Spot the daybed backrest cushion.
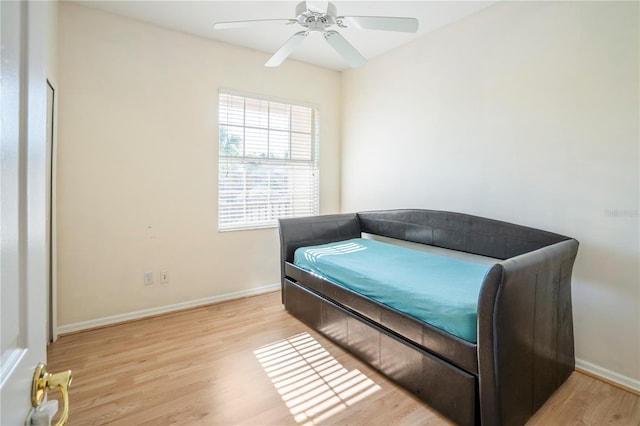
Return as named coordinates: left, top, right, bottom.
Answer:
left=357, top=209, right=569, bottom=260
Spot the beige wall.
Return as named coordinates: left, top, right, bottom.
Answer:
left=56, top=3, right=341, bottom=327
left=341, top=2, right=639, bottom=385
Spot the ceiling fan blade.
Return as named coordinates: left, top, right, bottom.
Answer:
left=338, top=16, right=419, bottom=33
left=306, top=1, right=329, bottom=14
left=265, top=31, right=308, bottom=67
left=323, top=31, right=366, bottom=68
left=214, top=19, right=296, bottom=30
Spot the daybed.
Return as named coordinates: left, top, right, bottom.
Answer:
left=278, top=209, right=579, bottom=426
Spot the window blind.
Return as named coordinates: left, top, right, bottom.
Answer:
left=218, top=92, right=319, bottom=231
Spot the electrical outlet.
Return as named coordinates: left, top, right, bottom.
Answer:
left=144, top=271, right=153, bottom=285
left=160, top=271, right=169, bottom=284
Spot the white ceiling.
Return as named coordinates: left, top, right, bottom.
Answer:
left=76, top=1, right=498, bottom=71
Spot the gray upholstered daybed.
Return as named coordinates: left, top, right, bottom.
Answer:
left=278, top=209, right=579, bottom=426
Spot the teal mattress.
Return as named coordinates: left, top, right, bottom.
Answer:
left=294, top=238, right=494, bottom=343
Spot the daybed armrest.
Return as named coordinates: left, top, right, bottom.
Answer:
left=477, top=238, right=579, bottom=425
left=278, top=214, right=361, bottom=297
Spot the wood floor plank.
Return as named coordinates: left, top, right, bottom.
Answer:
left=47, top=291, right=639, bottom=425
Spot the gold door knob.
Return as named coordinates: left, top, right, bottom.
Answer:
left=31, top=363, right=72, bottom=426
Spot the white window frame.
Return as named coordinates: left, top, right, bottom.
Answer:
left=218, top=90, right=320, bottom=231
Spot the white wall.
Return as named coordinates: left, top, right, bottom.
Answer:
left=341, top=2, right=639, bottom=386
left=56, top=3, right=341, bottom=327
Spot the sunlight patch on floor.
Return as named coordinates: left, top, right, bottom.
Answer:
left=254, top=332, right=381, bottom=425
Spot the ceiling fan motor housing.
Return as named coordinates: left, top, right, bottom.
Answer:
left=296, top=1, right=337, bottom=31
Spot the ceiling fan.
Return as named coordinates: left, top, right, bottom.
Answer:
left=213, top=1, right=419, bottom=68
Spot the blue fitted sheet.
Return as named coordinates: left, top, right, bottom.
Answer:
left=294, top=238, right=494, bottom=343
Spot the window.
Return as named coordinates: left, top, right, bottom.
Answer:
left=218, top=91, right=319, bottom=231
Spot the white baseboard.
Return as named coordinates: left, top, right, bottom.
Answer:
left=56, top=283, right=280, bottom=336
left=576, top=358, right=640, bottom=394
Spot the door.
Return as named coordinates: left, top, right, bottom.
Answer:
left=1, top=1, right=51, bottom=424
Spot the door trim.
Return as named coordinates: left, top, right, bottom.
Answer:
left=47, top=77, right=58, bottom=343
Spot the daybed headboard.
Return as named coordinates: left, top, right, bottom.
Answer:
left=357, top=209, right=569, bottom=260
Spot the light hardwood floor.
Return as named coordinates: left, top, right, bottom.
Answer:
left=47, top=291, right=640, bottom=425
